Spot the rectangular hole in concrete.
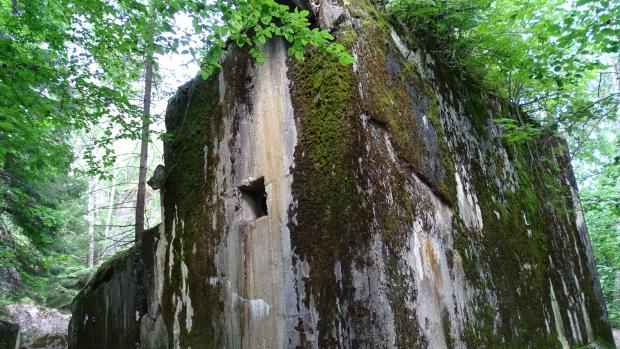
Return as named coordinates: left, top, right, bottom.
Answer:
left=238, top=177, right=268, bottom=220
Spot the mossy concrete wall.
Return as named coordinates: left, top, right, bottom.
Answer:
left=68, top=225, right=167, bottom=349
left=68, top=0, right=613, bottom=348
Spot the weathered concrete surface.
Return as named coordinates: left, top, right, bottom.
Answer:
left=68, top=245, right=141, bottom=349
left=68, top=0, right=614, bottom=348
left=156, top=37, right=300, bottom=349
left=68, top=225, right=164, bottom=349
left=0, top=320, right=19, bottom=349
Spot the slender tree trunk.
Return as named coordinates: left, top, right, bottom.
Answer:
left=135, top=16, right=154, bottom=243
left=100, top=169, right=117, bottom=260
left=613, top=63, right=619, bottom=310
left=135, top=62, right=151, bottom=242
left=614, top=63, right=620, bottom=99
left=87, top=179, right=96, bottom=269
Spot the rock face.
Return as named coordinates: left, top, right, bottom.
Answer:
left=30, top=334, right=67, bottom=349
left=0, top=266, right=25, bottom=294
left=69, top=0, right=614, bottom=348
left=3, top=304, right=69, bottom=349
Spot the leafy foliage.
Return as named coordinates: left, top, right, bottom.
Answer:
left=386, top=0, right=618, bottom=142
left=159, top=0, right=355, bottom=78
left=0, top=0, right=144, bottom=244
left=573, top=119, right=620, bottom=327
left=0, top=213, right=91, bottom=311
left=493, top=117, right=542, bottom=143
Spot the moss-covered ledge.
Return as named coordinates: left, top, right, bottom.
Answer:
left=68, top=225, right=161, bottom=349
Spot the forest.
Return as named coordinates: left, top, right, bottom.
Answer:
left=0, top=0, right=618, bottom=348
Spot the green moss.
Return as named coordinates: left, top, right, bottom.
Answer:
left=356, top=23, right=457, bottom=204
left=347, top=0, right=392, bottom=33
left=449, top=131, right=617, bottom=347
left=460, top=299, right=510, bottom=348
left=76, top=247, right=133, bottom=300
left=161, top=70, right=227, bottom=348
left=335, top=1, right=610, bottom=345
left=442, top=310, right=455, bottom=349
left=386, top=252, right=425, bottom=347
left=289, top=33, right=375, bottom=346
left=462, top=89, right=489, bottom=139
left=423, top=76, right=457, bottom=203
left=453, top=218, right=485, bottom=289
left=291, top=47, right=356, bottom=220
left=32, top=334, right=67, bottom=348
left=366, top=45, right=423, bottom=170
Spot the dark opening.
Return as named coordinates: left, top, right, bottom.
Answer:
left=239, top=177, right=268, bottom=218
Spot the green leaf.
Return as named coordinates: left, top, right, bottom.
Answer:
left=0, top=121, right=15, bottom=131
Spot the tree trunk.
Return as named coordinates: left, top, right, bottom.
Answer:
left=135, top=30, right=153, bottom=243
left=100, top=169, right=117, bottom=260
left=87, top=179, right=96, bottom=269
left=614, top=63, right=619, bottom=312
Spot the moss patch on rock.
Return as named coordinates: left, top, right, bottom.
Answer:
left=288, top=38, right=371, bottom=346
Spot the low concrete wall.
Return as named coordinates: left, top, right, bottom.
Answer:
left=68, top=225, right=163, bottom=349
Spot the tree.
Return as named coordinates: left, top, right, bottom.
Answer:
left=86, top=179, right=96, bottom=269
left=0, top=0, right=144, bottom=245
left=135, top=6, right=154, bottom=241
left=100, top=167, right=118, bottom=260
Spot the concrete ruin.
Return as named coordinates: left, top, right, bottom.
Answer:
left=68, top=1, right=614, bottom=347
